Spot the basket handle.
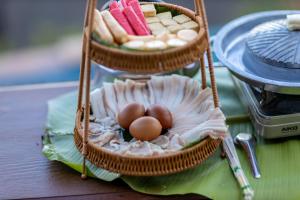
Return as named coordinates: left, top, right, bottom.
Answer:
left=77, top=0, right=97, bottom=179
left=194, top=0, right=220, bottom=108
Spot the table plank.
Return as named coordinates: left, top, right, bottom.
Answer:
left=0, top=84, right=207, bottom=200
left=0, top=86, right=130, bottom=199
left=39, top=193, right=204, bottom=200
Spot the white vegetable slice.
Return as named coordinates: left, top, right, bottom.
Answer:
left=167, top=38, right=187, bottom=48
left=167, top=24, right=183, bottom=33
left=173, top=14, right=191, bottom=24
left=93, top=9, right=114, bottom=44
left=161, top=18, right=178, bottom=26
left=151, top=28, right=170, bottom=36
left=157, top=12, right=172, bottom=20
left=123, top=40, right=145, bottom=50
left=146, top=16, right=160, bottom=24
left=148, top=22, right=165, bottom=32
left=177, top=29, right=198, bottom=42
left=128, top=35, right=155, bottom=42
left=156, top=32, right=176, bottom=42
left=145, top=40, right=167, bottom=50
left=101, top=10, right=129, bottom=44
left=141, top=4, right=157, bottom=17
left=182, top=21, right=199, bottom=31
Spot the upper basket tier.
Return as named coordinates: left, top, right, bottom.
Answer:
left=88, top=2, right=208, bottom=74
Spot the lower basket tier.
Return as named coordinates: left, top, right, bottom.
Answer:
left=74, top=126, right=221, bottom=176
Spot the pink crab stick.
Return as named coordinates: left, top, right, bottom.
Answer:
left=109, top=1, right=119, bottom=11
left=110, top=7, right=136, bottom=35
left=128, top=0, right=149, bottom=32
left=120, top=0, right=128, bottom=8
left=123, top=6, right=150, bottom=35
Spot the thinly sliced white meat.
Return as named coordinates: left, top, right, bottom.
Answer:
left=125, top=141, right=153, bottom=156
left=208, top=108, right=226, bottom=121
left=148, top=143, right=165, bottom=156
left=177, top=88, right=212, bottom=114
left=151, top=135, right=169, bottom=149
left=185, top=79, right=201, bottom=102
left=117, top=142, right=130, bottom=154
left=113, top=80, right=128, bottom=111
left=89, top=122, right=105, bottom=135
left=124, top=79, right=136, bottom=104
left=146, top=79, right=156, bottom=105
left=196, top=101, right=214, bottom=115
left=171, top=112, right=202, bottom=128
left=90, top=75, right=227, bottom=156
left=132, top=82, right=148, bottom=106
left=169, top=75, right=189, bottom=109
left=173, top=79, right=200, bottom=113
left=90, top=88, right=107, bottom=118
left=161, top=75, right=179, bottom=110
left=180, top=119, right=227, bottom=147
left=140, top=85, right=151, bottom=108
left=170, top=114, right=204, bottom=135
left=160, top=76, right=174, bottom=108
left=104, top=139, right=121, bottom=152
left=149, top=76, right=164, bottom=104
left=103, top=83, right=118, bottom=117
left=167, top=134, right=184, bottom=151
left=92, top=131, right=116, bottom=146
left=170, top=108, right=226, bottom=136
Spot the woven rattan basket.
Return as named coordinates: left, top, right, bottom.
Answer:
left=75, top=0, right=222, bottom=178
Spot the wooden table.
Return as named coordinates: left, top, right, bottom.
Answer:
left=0, top=83, right=206, bottom=200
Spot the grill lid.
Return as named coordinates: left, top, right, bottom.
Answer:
left=247, top=19, right=300, bottom=69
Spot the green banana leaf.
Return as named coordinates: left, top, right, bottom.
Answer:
left=43, top=67, right=300, bottom=200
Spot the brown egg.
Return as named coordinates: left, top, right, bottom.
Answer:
left=129, top=117, right=162, bottom=141
left=117, top=103, right=145, bottom=129
left=146, top=105, right=173, bottom=129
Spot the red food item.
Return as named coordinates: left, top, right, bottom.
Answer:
left=126, top=0, right=134, bottom=4
left=121, top=0, right=128, bottom=8
left=109, top=1, right=119, bottom=11
left=128, top=0, right=149, bottom=32
left=123, top=6, right=150, bottom=36
left=110, top=8, right=136, bottom=35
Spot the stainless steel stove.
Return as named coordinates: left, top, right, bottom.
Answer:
left=214, top=10, right=300, bottom=139
left=233, top=76, right=300, bottom=139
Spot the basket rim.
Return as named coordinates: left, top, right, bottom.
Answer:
left=74, top=124, right=221, bottom=176
left=75, top=108, right=221, bottom=161
left=90, top=2, right=205, bottom=57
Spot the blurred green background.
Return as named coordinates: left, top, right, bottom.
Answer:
left=0, top=0, right=299, bottom=86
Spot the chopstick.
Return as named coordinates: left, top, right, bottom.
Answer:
left=223, top=133, right=254, bottom=200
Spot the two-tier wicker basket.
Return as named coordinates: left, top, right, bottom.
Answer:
left=74, top=0, right=222, bottom=178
